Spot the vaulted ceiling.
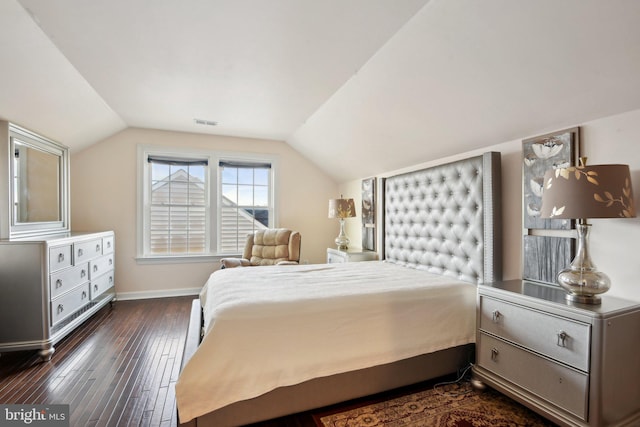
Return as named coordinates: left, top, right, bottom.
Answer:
left=2, top=0, right=640, bottom=182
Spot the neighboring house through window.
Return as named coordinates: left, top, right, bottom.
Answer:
left=137, top=146, right=276, bottom=261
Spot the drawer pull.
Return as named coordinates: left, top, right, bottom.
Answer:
left=96, top=244, right=101, bottom=252
left=93, top=265, right=99, bottom=273
left=57, top=304, right=64, bottom=314
left=78, top=248, right=84, bottom=257
left=109, top=258, right=113, bottom=265
left=557, top=330, right=568, bottom=347
left=94, top=284, right=99, bottom=292
left=82, top=291, right=87, bottom=300
left=81, top=269, right=87, bottom=278
left=492, top=310, right=502, bottom=323
left=58, top=253, right=65, bottom=263
left=55, top=279, right=63, bottom=289
left=109, top=276, right=113, bottom=284
left=107, top=241, right=112, bottom=248
left=491, top=347, right=499, bottom=361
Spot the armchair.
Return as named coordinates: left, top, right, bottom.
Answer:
left=220, top=228, right=301, bottom=268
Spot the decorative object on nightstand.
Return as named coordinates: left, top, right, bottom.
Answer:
left=328, top=195, right=356, bottom=250
left=540, top=158, right=636, bottom=304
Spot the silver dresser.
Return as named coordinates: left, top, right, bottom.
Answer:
left=473, top=280, right=640, bottom=427
left=0, top=231, right=115, bottom=361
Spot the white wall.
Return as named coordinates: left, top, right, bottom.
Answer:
left=71, top=128, right=338, bottom=298
left=341, top=108, right=640, bottom=302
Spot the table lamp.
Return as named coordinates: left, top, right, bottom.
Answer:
left=540, top=158, right=636, bottom=304
left=328, top=196, right=356, bottom=250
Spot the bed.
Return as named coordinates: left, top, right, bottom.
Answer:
left=176, top=151, right=502, bottom=426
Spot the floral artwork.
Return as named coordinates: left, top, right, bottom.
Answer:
left=522, top=127, right=579, bottom=285
left=362, top=178, right=376, bottom=251
left=522, top=128, right=578, bottom=230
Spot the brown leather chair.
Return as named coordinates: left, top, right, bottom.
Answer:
left=220, top=228, right=301, bottom=268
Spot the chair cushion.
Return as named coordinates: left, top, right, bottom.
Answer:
left=250, top=229, right=293, bottom=266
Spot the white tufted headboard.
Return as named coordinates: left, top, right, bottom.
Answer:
left=384, top=152, right=502, bottom=284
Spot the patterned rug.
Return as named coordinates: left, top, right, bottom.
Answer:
left=315, top=381, right=556, bottom=427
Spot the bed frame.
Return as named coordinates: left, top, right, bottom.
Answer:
left=179, top=151, right=502, bottom=426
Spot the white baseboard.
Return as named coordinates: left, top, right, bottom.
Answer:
left=116, top=287, right=201, bottom=301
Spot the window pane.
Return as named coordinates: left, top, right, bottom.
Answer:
left=237, top=185, right=254, bottom=206
left=221, top=167, right=237, bottom=184
left=222, top=184, right=237, bottom=204
left=254, top=168, right=269, bottom=185
left=238, top=168, right=254, bottom=185
left=254, top=186, right=268, bottom=207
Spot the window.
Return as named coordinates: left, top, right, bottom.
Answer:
left=138, top=146, right=276, bottom=261
left=218, top=161, right=272, bottom=253
left=147, top=156, right=208, bottom=255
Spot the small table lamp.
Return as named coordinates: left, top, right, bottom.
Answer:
left=540, top=158, right=636, bottom=304
left=328, top=196, right=356, bottom=250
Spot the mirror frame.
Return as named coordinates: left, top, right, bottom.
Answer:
left=0, top=122, right=70, bottom=239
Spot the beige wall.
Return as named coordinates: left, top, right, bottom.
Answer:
left=71, top=128, right=338, bottom=298
left=341, top=108, right=640, bottom=302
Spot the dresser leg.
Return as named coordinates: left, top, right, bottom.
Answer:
left=470, top=377, right=486, bottom=391
left=38, top=346, right=55, bottom=362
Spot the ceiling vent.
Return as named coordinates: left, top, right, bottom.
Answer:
left=194, top=118, right=218, bottom=126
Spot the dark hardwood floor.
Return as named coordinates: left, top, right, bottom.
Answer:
left=2, top=297, right=471, bottom=427
left=0, top=296, right=319, bottom=427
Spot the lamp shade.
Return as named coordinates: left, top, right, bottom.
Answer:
left=328, top=197, right=356, bottom=219
left=540, top=164, right=636, bottom=219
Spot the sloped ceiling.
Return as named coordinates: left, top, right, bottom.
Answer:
left=2, top=0, right=640, bottom=182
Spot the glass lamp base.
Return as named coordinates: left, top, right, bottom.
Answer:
left=557, top=268, right=610, bottom=305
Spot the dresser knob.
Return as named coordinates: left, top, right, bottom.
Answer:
left=557, top=330, right=568, bottom=347
left=96, top=244, right=101, bottom=252
left=492, top=310, right=502, bottom=323
left=57, top=304, right=64, bottom=314
left=55, top=279, right=63, bottom=289
left=491, top=347, right=499, bottom=361
left=82, top=291, right=87, bottom=300
left=78, top=248, right=84, bottom=257
left=58, top=253, right=65, bottom=263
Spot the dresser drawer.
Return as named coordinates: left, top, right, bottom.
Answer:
left=91, top=272, right=114, bottom=300
left=90, top=253, right=114, bottom=279
left=49, top=245, right=72, bottom=272
left=102, top=235, right=114, bottom=255
left=50, top=283, right=91, bottom=326
left=74, top=238, right=103, bottom=264
left=479, top=296, right=591, bottom=371
left=49, top=263, right=89, bottom=299
left=478, top=332, right=588, bottom=420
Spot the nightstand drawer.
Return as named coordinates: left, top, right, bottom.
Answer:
left=478, top=332, right=588, bottom=420
left=479, top=296, right=590, bottom=371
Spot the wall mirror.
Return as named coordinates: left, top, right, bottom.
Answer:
left=1, top=122, right=69, bottom=239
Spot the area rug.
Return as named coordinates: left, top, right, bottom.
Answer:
left=314, top=381, right=555, bottom=427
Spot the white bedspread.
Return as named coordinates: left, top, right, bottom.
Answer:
left=175, top=261, right=477, bottom=422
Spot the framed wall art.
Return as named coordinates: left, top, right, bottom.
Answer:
left=522, top=127, right=580, bottom=284
left=522, top=127, right=579, bottom=230
left=361, top=177, right=376, bottom=251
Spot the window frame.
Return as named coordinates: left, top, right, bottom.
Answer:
left=136, top=145, right=278, bottom=263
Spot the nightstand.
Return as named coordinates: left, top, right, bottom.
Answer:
left=473, top=280, right=640, bottom=427
left=326, top=248, right=378, bottom=263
